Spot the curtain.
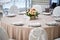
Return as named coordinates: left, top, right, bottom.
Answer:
left=3, top=0, right=32, bottom=11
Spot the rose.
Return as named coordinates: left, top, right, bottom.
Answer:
left=26, top=8, right=39, bottom=17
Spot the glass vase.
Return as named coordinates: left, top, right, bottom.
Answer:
left=30, top=16, right=36, bottom=20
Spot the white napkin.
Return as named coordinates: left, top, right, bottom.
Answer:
left=43, top=12, right=51, bottom=15
left=55, top=18, right=60, bottom=22
left=28, top=22, right=41, bottom=27
left=46, top=21, right=58, bottom=26
left=6, top=14, right=16, bottom=17
left=12, top=22, right=24, bottom=26
left=19, top=11, right=26, bottom=15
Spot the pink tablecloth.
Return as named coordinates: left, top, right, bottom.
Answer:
left=0, top=15, right=60, bottom=40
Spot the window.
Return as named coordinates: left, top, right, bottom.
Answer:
left=3, top=0, right=32, bottom=12
left=52, top=0, right=58, bottom=3
left=50, top=0, right=59, bottom=5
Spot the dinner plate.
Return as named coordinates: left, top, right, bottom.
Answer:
left=28, top=22, right=41, bottom=27
left=46, top=21, right=58, bottom=26
left=55, top=18, right=60, bottom=22
left=43, top=12, right=51, bottom=15
left=6, top=14, right=16, bottom=17
left=52, top=15, right=60, bottom=18
left=12, top=22, right=24, bottom=26
left=18, top=11, right=26, bottom=15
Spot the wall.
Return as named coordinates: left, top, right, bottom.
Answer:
left=32, top=0, right=49, bottom=5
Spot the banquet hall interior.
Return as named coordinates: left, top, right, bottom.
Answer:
left=0, top=0, right=60, bottom=40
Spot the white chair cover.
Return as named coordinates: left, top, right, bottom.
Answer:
left=32, top=5, right=43, bottom=14
left=29, top=27, right=48, bottom=40
left=0, top=27, right=14, bottom=40
left=0, top=27, right=9, bottom=40
left=9, top=5, right=19, bottom=14
left=52, top=6, right=60, bottom=17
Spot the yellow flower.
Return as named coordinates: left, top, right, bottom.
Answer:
left=27, top=8, right=38, bottom=16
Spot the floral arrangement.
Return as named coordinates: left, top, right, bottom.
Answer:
left=26, top=8, right=39, bottom=17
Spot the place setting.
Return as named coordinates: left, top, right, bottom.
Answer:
left=6, top=13, right=16, bottom=17
left=46, top=21, right=59, bottom=26
left=11, top=21, right=24, bottom=26
left=54, top=17, right=60, bottom=22
left=42, top=12, right=52, bottom=16
left=27, top=22, right=41, bottom=27
left=51, top=15, right=60, bottom=22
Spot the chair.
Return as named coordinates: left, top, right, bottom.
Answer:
left=52, top=6, right=60, bottom=17
left=53, top=6, right=60, bottom=40
left=32, top=5, right=43, bottom=14
left=9, top=5, right=19, bottom=14
left=29, top=27, right=48, bottom=40
left=0, top=27, right=15, bottom=40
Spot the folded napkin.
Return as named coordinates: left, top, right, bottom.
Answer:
left=43, top=12, right=51, bottom=15
left=6, top=14, right=16, bottom=17
left=28, top=22, right=41, bottom=27
left=18, top=11, right=26, bottom=15
left=55, top=18, right=60, bottom=22
left=46, top=21, right=58, bottom=26
left=12, top=22, right=24, bottom=26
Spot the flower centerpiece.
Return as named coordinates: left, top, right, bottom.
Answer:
left=26, top=8, right=39, bottom=20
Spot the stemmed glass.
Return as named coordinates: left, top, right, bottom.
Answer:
left=0, top=12, right=3, bottom=27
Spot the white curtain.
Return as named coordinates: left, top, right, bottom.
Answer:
left=0, top=0, right=11, bottom=3
left=0, top=0, right=31, bottom=15
left=3, top=0, right=32, bottom=11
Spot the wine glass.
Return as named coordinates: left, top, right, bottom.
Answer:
left=0, top=12, right=3, bottom=27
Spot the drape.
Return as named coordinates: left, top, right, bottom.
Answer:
left=3, top=0, right=32, bottom=9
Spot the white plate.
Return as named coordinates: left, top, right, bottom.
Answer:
left=55, top=18, right=60, bottom=22
left=28, top=22, right=41, bottom=27
left=6, top=14, right=16, bottom=17
left=19, top=11, right=26, bottom=15
left=43, top=12, right=51, bottom=15
left=46, top=21, right=58, bottom=26
left=52, top=15, right=60, bottom=18
left=12, top=22, right=24, bottom=26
